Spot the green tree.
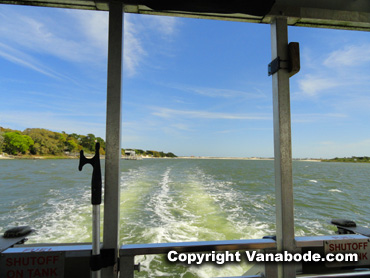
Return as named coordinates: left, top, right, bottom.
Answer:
left=0, top=131, right=4, bottom=152
left=81, top=133, right=96, bottom=152
left=69, top=133, right=80, bottom=141
left=3, top=132, right=34, bottom=155
left=24, top=128, right=64, bottom=155
left=135, top=149, right=145, bottom=155
left=65, top=139, right=79, bottom=153
left=96, top=137, right=106, bottom=151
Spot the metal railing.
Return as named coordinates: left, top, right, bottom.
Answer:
left=119, top=238, right=276, bottom=278
left=118, top=235, right=370, bottom=278
left=2, top=234, right=370, bottom=277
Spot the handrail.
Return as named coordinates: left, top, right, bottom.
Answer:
left=2, top=235, right=369, bottom=278
left=118, top=235, right=370, bottom=278
left=120, top=234, right=369, bottom=256
left=120, top=238, right=276, bottom=256
left=298, top=271, right=370, bottom=277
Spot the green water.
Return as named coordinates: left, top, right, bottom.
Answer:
left=1, top=159, right=369, bottom=277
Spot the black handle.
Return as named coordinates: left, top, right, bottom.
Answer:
left=79, top=143, right=102, bottom=205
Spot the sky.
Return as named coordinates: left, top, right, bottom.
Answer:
left=0, top=5, right=370, bottom=158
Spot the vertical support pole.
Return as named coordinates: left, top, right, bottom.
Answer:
left=270, top=17, right=295, bottom=278
left=103, top=1, right=123, bottom=277
left=92, top=205, right=101, bottom=278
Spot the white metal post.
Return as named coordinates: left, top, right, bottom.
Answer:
left=270, top=17, right=296, bottom=278
left=103, top=1, right=123, bottom=277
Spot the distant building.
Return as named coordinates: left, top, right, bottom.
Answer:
left=124, top=150, right=140, bottom=160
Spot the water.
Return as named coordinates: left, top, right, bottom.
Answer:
left=1, top=159, right=370, bottom=277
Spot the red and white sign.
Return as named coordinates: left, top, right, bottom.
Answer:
left=324, top=235, right=370, bottom=267
left=0, top=251, right=64, bottom=278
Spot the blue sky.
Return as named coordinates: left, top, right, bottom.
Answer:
left=1, top=5, right=370, bottom=158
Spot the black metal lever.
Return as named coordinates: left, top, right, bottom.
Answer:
left=79, top=143, right=102, bottom=205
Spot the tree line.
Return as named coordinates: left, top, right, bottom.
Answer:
left=0, top=127, right=105, bottom=156
left=127, top=149, right=177, bottom=158
left=0, top=127, right=176, bottom=158
left=322, top=156, right=370, bottom=163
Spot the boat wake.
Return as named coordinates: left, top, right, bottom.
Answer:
left=120, top=164, right=270, bottom=277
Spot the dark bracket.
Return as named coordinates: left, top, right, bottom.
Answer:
left=268, top=56, right=281, bottom=76
left=101, top=248, right=116, bottom=268
left=90, top=248, right=116, bottom=271
left=262, top=235, right=277, bottom=241
left=268, top=42, right=300, bottom=77
left=79, top=142, right=102, bottom=205
left=1, top=226, right=35, bottom=253
left=4, top=226, right=34, bottom=238
left=134, top=263, right=141, bottom=272
left=330, top=218, right=370, bottom=237
left=288, top=42, right=300, bottom=77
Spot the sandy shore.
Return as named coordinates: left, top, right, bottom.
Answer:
left=177, top=156, right=321, bottom=162
left=0, top=155, right=13, bottom=159
left=0, top=154, right=322, bottom=162
left=179, top=156, right=271, bottom=160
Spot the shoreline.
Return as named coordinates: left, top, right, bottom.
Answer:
left=0, top=155, right=322, bottom=162
left=0, top=154, right=79, bottom=160
left=177, top=156, right=322, bottom=162
left=178, top=156, right=273, bottom=160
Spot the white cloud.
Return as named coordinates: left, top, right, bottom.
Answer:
left=152, top=107, right=270, bottom=120
left=71, top=10, right=108, bottom=51
left=123, top=15, right=147, bottom=77
left=0, top=42, right=84, bottom=85
left=147, top=16, right=178, bottom=36
left=297, top=75, right=339, bottom=97
left=0, top=6, right=109, bottom=69
left=0, top=111, right=105, bottom=137
left=315, top=139, right=370, bottom=158
left=292, top=113, right=347, bottom=123
left=122, top=14, right=179, bottom=76
left=323, top=44, right=370, bottom=68
left=0, top=6, right=179, bottom=78
left=160, top=83, right=267, bottom=99
left=170, top=123, right=193, bottom=131
left=0, top=43, right=59, bottom=78
left=295, top=42, right=370, bottom=99
left=191, top=87, right=265, bottom=99
left=1, top=12, right=81, bottom=61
